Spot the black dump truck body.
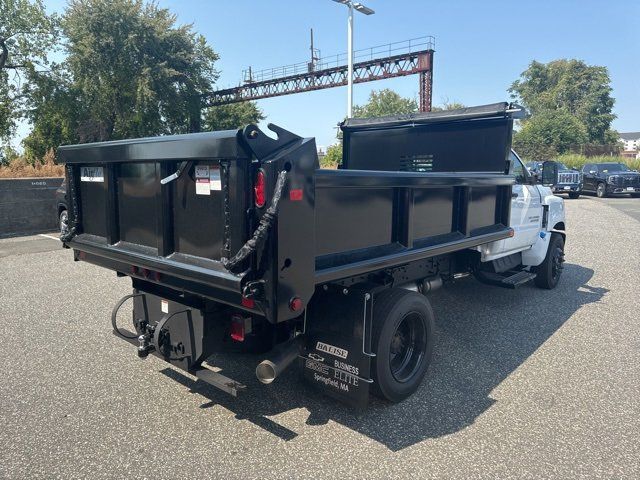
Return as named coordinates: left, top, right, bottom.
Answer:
left=58, top=102, right=519, bottom=407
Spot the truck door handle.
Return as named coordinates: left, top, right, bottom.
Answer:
left=511, top=193, right=519, bottom=198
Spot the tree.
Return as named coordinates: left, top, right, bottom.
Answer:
left=512, top=109, right=588, bottom=160
left=22, top=64, right=78, bottom=160
left=509, top=59, right=616, bottom=144
left=0, top=0, right=58, bottom=158
left=431, top=99, right=466, bottom=112
left=353, top=89, right=418, bottom=118
left=321, top=143, right=342, bottom=168
left=26, top=0, right=220, bottom=149
left=202, top=102, right=264, bottom=131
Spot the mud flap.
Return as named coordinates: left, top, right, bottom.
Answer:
left=301, top=283, right=379, bottom=409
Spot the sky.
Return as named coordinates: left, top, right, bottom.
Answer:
left=16, top=0, right=640, bottom=149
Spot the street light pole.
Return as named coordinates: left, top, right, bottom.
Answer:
left=347, top=2, right=353, bottom=118
left=331, top=1, right=375, bottom=118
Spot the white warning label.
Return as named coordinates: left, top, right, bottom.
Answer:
left=195, top=165, right=210, bottom=195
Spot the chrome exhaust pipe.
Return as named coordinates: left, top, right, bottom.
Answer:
left=256, top=336, right=304, bottom=384
left=421, top=276, right=443, bottom=293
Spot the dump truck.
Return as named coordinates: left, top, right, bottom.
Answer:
left=57, top=103, right=566, bottom=407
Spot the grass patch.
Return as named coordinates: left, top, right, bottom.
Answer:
left=557, top=154, right=640, bottom=171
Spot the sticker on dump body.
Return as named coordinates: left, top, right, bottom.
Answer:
left=161, top=299, right=169, bottom=314
left=209, top=168, right=221, bottom=191
left=195, top=179, right=210, bottom=195
left=195, top=165, right=209, bottom=178
left=80, top=166, right=104, bottom=182
left=194, top=165, right=210, bottom=195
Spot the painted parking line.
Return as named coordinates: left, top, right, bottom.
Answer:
left=38, top=233, right=61, bottom=241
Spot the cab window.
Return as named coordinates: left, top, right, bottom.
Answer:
left=509, top=152, right=527, bottom=184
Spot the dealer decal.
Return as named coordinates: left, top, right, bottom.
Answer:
left=80, top=166, right=104, bottom=182
left=316, top=341, right=348, bottom=359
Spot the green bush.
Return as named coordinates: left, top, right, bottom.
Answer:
left=321, top=144, right=342, bottom=169
left=556, top=154, right=640, bottom=171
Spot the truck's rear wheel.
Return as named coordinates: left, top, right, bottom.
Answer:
left=568, top=192, right=580, bottom=199
left=534, top=233, right=565, bottom=289
left=371, top=289, right=434, bottom=403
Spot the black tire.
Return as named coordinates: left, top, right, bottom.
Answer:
left=59, top=209, right=68, bottom=235
left=370, top=289, right=435, bottom=403
left=568, top=192, right=580, bottom=199
left=534, top=233, right=565, bottom=289
left=596, top=182, right=607, bottom=198
left=631, top=193, right=640, bottom=198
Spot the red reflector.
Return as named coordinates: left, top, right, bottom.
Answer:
left=289, top=189, right=303, bottom=201
left=254, top=170, right=266, bottom=208
left=241, top=297, right=255, bottom=309
left=142, top=268, right=151, bottom=278
left=289, top=297, right=303, bottom=312
left=131, top=266, right=139, bottom=275
left=508, top=228, right=515, bottom=238
left=230, top=315, right=245, bottom=342
left=152, top=271, right=162, bottom=281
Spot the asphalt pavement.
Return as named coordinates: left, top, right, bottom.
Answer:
left=0, top=197, right=639, bottom=479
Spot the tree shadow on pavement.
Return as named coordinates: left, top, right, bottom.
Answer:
left=161, top=263, right=606, bottom=451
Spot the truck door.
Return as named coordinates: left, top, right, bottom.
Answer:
left=503, top=152, right=542, bottom=252
left=582, top=163, right=595, bottom=191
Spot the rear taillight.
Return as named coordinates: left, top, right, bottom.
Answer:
left=230, top=314, right=247, bottom=342
left=254, top=169, right=266, bottom=208
left=241, top=296, right=255, bottom=309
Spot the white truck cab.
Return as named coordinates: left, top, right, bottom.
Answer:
left=475, top=150, right=566, bottom=289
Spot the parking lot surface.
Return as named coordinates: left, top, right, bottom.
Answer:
left=1, top=197, right=639, bottom=479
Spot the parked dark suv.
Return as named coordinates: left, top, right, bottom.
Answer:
left=55, top=180, right=68, bottom=234
left=526, top=161, right=582, bottom=199
left=581, top=162, right=640, bottom=198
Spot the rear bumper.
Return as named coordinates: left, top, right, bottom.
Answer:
left=70, top=233, right=243, bottom=291
left=67, top=234, right=256, bottom=313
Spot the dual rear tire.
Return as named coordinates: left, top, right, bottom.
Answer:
left=370, top=289, right=435, bottom=403
left=366, top=234, right=566, bottom=402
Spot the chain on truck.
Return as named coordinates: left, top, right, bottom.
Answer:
left=57, top=102, right=566, bottom=408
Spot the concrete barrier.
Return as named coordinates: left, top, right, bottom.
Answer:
left=0, top=177, right=64, bottom=237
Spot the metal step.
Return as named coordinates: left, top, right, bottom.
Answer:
left=475, top=269, right=537, bottom=289
left=500, top=270, right=537, bottom=288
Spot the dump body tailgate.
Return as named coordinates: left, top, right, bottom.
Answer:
left=58, top=130, right=252, bottom=298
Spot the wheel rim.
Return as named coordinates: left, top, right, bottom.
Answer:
left=389, top=312, right=426, bottom=383
left=551, top=246, right=565, bottom=281
left=597, top=184, right=604, bottom=197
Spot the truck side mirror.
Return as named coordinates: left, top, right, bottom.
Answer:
left=541, top=161, right=558, bottom=186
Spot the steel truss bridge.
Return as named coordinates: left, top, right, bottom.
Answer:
left=203, top=36, right=435, bottom=112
